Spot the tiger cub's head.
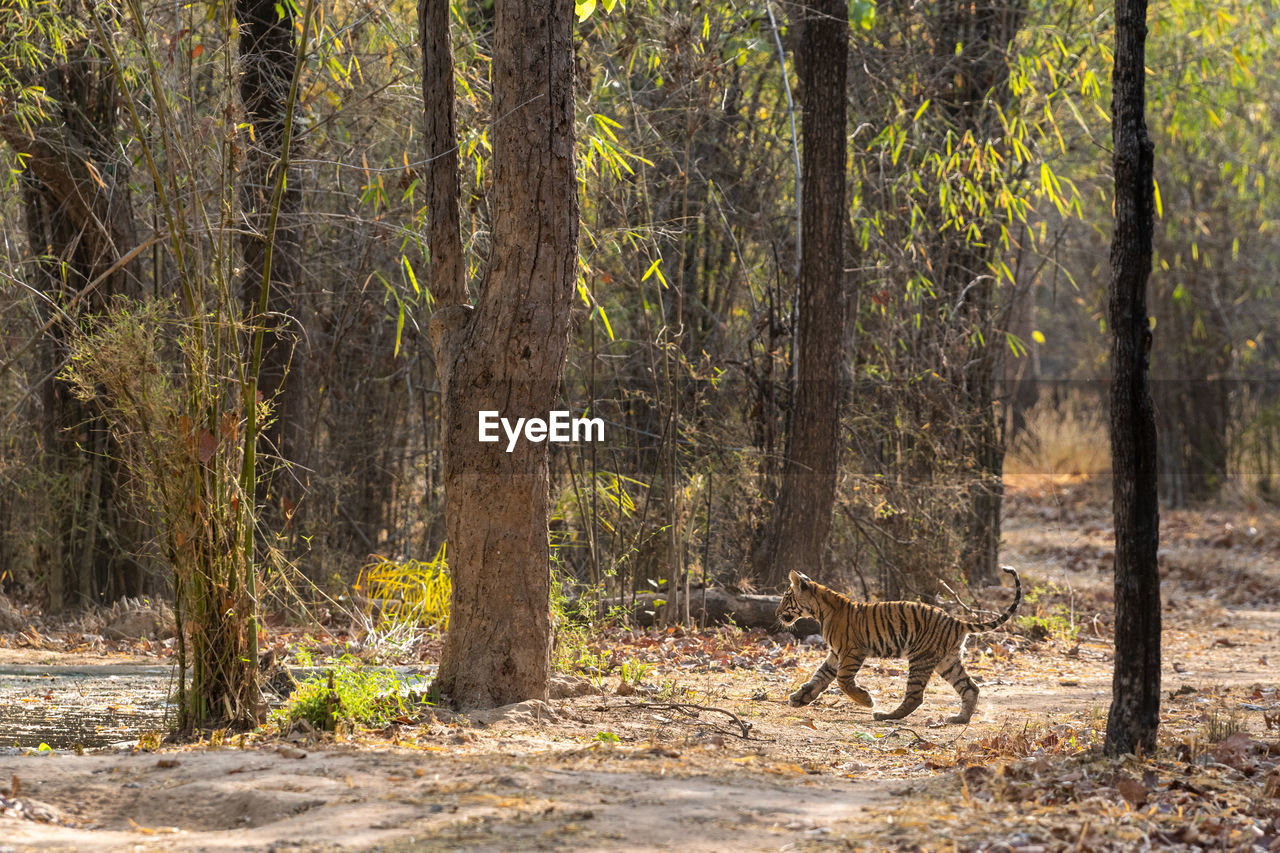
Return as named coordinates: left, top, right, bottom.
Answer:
left=776, top=571, right=821, bottom=626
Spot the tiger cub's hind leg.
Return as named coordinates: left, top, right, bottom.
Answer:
left=873, top=657, right=938, bottom=721
left=835, top=652, right=872, bottom=708
left=790, top=652, right=838, bottom=707
left=938, top=650, right=980, bottom=724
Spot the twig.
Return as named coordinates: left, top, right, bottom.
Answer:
left=937, top=578, right=982, bottom=617
left=625, top=701, right=764, bottom=741
left=882, top=724, right=973, bottom=753
left=882, top=726, right=924, bottom=742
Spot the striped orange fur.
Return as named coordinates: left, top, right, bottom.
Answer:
left=776, top=567, right=1022, bottom=724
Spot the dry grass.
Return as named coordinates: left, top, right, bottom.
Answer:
left=1005, top=392, right=1110, bottom=479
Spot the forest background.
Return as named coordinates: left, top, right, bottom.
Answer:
left=0, top=0, right=1276, bottom=704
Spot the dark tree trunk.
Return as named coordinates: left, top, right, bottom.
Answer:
left=756, top=0, right=848, bottom=589
left=1104, top=0, right=1161, bottom=758
left=424, top=0, right=577, bottom=708
left=238, top=0, right=307, bottom=527
left=1002, top=274, right=1040, bottom=440
left=933, top=0, right=1026, bottom=586
left=419, top=0, right=466, bottom=309
left=2, top=37, right=145, bottom=608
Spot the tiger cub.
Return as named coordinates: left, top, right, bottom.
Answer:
left=776, top=567, right=1022, bottom=724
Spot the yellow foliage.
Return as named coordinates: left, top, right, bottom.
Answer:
left=356, top=545, right=451, bottom=631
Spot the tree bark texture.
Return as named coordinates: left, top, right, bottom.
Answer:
left=425, top=0, right=578, bottom=708
left=1104, top=0, right=1161, bottom=758
left=238, top=0, right=307, bottom=520
left=757, top=0, right=848, bottom=589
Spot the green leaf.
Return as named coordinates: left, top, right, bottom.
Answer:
left=575, top=0, right=596, bottom=21
left=401, top=256, right=420, bottom=296
left=850, top=0, right=877, bottom=29
left=394, top=302, right=405, bottom=358
left=595, top=304, right=615, bottom=341
left=641, top=258, right=664, bottom=284
left=1006, top=333, right=1028, bottom=358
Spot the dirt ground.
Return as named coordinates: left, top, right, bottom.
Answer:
left=3, top=480, right=1279, bottom=852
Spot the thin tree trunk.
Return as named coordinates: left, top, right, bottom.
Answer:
left=419, top=0, right=466, bottom=308
left=239, top=0, right=307, bottom=526
left=756, top=0, right=848, bottom=589
left=425, top=0, right=577, bottom=709
left=936, top=0, right=1026, bottom=586
left=1104, top=0, right=1161, bottom=758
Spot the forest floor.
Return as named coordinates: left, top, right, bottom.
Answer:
left=2, top=477, right=1280, bottom=852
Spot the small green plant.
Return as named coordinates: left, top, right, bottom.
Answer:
left=593, top=731, right=621, bottom=744
left=1014, top=611, right=1079, bottom=643
left=619, top=658, right=653, bottom=685
left=656, top=678, right=692, bottom=702
left=1012, top=581, right=1079, bottom=642
left=574, top=649, right=613, bottom=692
left=274, top=655, right=412, bottom=732
left=550, top=566, right=602, bottom=672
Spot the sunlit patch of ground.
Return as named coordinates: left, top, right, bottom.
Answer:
left=2, top=485, right=1279, bottom=850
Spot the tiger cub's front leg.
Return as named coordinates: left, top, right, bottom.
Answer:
left=835, top=653, right=872, bottom=708
left=789, top=652, right=838, bottom=706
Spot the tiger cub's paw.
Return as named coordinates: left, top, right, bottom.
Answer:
left=788, top=691, right=812, bottom=707
left=848, top=687, right=873, bottom=708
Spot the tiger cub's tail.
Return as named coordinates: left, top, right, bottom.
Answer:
left=963, top=566, right=1022, bottom=632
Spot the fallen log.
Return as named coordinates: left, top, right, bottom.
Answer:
left=581, top=587, right=820, bottom=636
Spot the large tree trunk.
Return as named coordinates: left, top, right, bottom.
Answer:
left=424, top=0, right=577, bottom=709
left=756, top=0, right=848, bottom=589
left=1104, top=0, right=1161, bottom=758
left=239, top=0, right=307, bottom=529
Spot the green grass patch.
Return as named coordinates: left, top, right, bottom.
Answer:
left=273, top=654, right=420, bottom=732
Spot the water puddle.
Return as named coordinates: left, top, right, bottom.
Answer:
left=0, top=665, right=174, bottom=750
left=0, top=664, right=434, bottom=750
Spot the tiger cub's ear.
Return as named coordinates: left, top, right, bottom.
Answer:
left=788, top=570, right=812, bottom=590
